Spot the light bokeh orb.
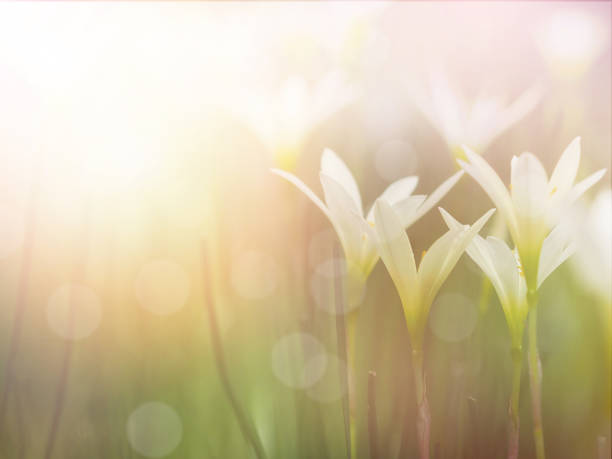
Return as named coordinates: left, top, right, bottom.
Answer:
left=126, top=402, right=183, bottom=458
left=429, top=293, right=478, bottom=343
left=134, top=259, right=191, bottom=316
left=271, top=332, right=328, bottom=389
left=46, top=283, right=102, bottom=340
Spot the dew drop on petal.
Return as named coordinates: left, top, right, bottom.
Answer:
left=231, top=250, right=278, bottom=300
left=134, top=260, right=191, bottom=316
left=306, top=354, right=348, bottom=403
left=270, top=332, right=327, bottom=389
left=429, top=293, right=478, bottom=343
left=374, top=140, right=419, bottom=182
left=126, top=402, right=183, bottom=458
left=46, top=283, right=102, bottom=340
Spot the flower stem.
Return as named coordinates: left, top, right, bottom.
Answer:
left=412, top=349, right=430, bottom=459
left=507, top=347, right=522, bottom=459
left=367, top=371, right=379, bottom=459
left=333, top=252, right=352, bottom=459
left=201, top=243, right=267, bottom=459
left=527, top=296, right=546, bottom=459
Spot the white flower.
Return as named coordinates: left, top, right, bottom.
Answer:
left=272, top=148, right=463, bottom=304
left=459, top=137, right=606, bottom=291
left=415, top=73, right=541, bottom=159
left=441, top=209, right=575, bottom=349
left=571, top=188, right=612, bottom=303
left=367, top=200, right=494, bottom=349
left=234, top=72, right=357, bottom=170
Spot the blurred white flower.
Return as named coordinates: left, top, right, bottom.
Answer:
left=234, top=71, right=357, bottom=170
left=416, top=73, right=541, bottom=159
left=536, top=9, right=608, bottom=81
left=272, top=148, right=463, bottom=305
left=367, top=201, right=494, bottom=349
left=460, top=137, right=606, bottom=292
left=571, top=188, right=611, bottom=303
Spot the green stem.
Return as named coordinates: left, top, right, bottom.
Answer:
left=201, top=243, right=267, bottom=459
left=527, top=295, right=546, bottom=459
left=412, top=349, right=430, bottom=459
left=508, top=348, right=522, bottom=459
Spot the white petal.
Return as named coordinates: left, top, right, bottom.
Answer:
left=366, top=176, right=419, bottom=221
left=321, top=148, right=363, bottom=215
left=538, top=223, right=576, bottom=288
left=403, top=170, right=464, bottom=228
left=439, top=208, right=499, bottom=285
left=510, top=153, right=549, bottom=220
left=369, top=194, right=426, bottom=226
left=393, top=195, right=427, bottom=227
left=373, top=199, right=417, bottom=309
left=418, top=208, right=495, bottom=308
left=484, top=237, right=524, bottom=313
left=491, top=84, right=542, bottom=144
left=549, top=137, right=581, bottom=197
left=569, top=169, right=607, bottom=204
left=271, top=168, right=332, bottom=221
left=460, top=146, right=518, bottom=239
left=320, top=173, right=364, bottom=261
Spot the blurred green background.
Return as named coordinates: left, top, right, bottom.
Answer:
left=0, top=2, right=610, bottom=458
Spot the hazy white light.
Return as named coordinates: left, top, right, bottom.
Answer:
left=537, top=9, right=607, bottom=79
left=46, top=283, right=102, bottom=340
left=135, top=260, right=191, bottom=316
left=374, top=140, right=419, bottom=182
left=429, top=293, right=478, bottom=343
left=271, top=332, right=327, bottom=389
left=0, top=203, right=25, bottom=260
left=231, top=250, right=279, bottom=300
left=127, top=402, right=183, bottom=458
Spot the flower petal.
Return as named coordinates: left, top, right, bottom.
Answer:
left=271, top=168, right=332, bottom=221
left=459, top=146, right=518, bottom=238
left=366, top=176, right=419, bottom=221
left=538, top=223, right=576, bottom=288
left=321, top=148, right=363, bottom=215
left=510, top=152, right=549, bottom=220
left=418, top=208, right=495, bottom=308
left=320, top=173, right=364, bottom=261
left=568, top=169, right=607, bottom=204
left=549, top=137, right=581, bottom=197
left=373, top=199, right=417, bottom=310
left=402, top=170, right=464, bottom=228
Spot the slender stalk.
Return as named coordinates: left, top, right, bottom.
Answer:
left=333, top=251, right=352, bottom=459
left=367, top=371, right=378, bottom=459
left=527, top=295, right=546, bottom=459
left=412, top=348, right=430, bottom=459
left=201, top=243, right=267, bottom=459
left=507, top=348, right=522, bottom=459
left=44, top=195, right=92, bottom=459
left=43, top=336, right=75, bottom=459
left=0, top=164, right=41, bottom=428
